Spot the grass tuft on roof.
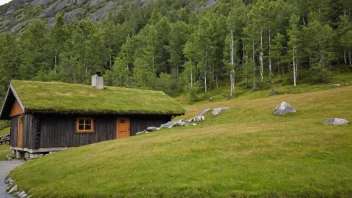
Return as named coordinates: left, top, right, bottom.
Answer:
left=11, top=80, right=185, bottom=115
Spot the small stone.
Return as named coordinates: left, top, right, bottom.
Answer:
left=324, top=118, right=349, bottom=125
left=146, top=127, right=160, bottom=132
left=8, top=185, right=17, bottom=194
left=330, top=84, right=340, bottom=88
left=212, top=107, right=229, bottom=116
left=273, top=102, right=296, bottom=116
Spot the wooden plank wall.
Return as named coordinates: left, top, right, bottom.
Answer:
left=39, top=115, right=116, bottom=148
left=22, top=114, right=37, bottom=149
left=10, top=116, right=18, bottom=147
left=12, top=114, right=172, bottom=149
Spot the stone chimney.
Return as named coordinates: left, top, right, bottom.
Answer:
left=91, top=72, right=104, bottom=90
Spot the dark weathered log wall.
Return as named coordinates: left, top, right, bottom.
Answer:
left=39, top=115, right=116, bottom=148
left=10, top=116, right=18, bottom=147
left=12, top=114, right=172, bottom=149
left=10, top=114, right=37, bottom=149
left=22, top=114, right=37, bottom=149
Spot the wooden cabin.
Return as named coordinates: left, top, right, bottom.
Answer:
left=0, top=75, right=185, bottom=158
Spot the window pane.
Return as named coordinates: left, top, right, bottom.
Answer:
left=79, top=119, right=84, bottom=125
left=85, top=119, right=91, bottom=124
left=79, top=125, right=85, bottom=130
left=85, top=124, right=91, bottom=130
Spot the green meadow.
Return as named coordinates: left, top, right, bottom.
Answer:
left=7, top=86, right=352, bottom=197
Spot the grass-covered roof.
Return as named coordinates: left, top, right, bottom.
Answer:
left=11, top=80, right=185, bottom=115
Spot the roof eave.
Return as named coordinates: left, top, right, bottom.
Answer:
left=0, top=83, right=26, bottom=120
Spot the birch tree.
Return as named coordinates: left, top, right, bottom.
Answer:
left=225, top=0, right=246, bottom=96
left=287, top=14, right=301, bottom=87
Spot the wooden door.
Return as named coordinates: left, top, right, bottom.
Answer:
left=18, top=115, right=23, bottom=148
left=116, top=117, right=130, bottom=139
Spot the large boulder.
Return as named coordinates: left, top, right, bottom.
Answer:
left=212, top=107, right=229, bottom=116
left=273, top=101, right=296, bottom=115
left=324, top=118, right=349, bottom=125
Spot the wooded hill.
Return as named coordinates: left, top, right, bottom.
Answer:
left=0, top=0, right=351, bottom=100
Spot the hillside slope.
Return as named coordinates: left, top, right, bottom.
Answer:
left=0, top=0, right=147, bottom=33
left=9, top=86, right=352, bottom=197
left=0, top=0, right=213, bottom=33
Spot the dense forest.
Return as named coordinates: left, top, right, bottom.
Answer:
left=0, top=0, right=351, bottom=100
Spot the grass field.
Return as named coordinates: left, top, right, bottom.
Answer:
left=8, top=86, right=352, bottom=197
left=0, top=127, right=10, bottom=160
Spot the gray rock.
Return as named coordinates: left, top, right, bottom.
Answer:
left=200, top=108, right=211, bottom=116
left=175, top=120, right=186, bottom=126
left=331, top=84, right=340, bottom=88
left=64, top=8, right=85, bottom=23
left=136, top=130, right=147, bottom=135
left=212, top=107, right=229, bottom=116
left=88, top=0, right=105, bottom=7
left=187, top=116, right=204, bottom=123
left=10, top=19, right=35, bottom=33
left=5, top=178, right=15, bottom=185
left=273, top=102, right=296, bottom=116
left=160, top=119, right=185, bottom=128
left=146, top=127, right=160, bottom=132
left=324, top=118, right=349, bottom=125
left=8, top=184, right=17, bottom=194
left=18, top=191, right=27, bottom=198
left=31, top=0, right=51, bottom=7
left=90, top=2, right=115, bottom=22
left=76, top=0, right=87, bottom=5
left=47, top=17, right=56, bottom=28
left=205, top=0, right=217, bottom=8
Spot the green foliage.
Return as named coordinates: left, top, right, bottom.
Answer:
left=0, top=0, right=351, bottom=100
left=186, top=81, right=201, bottom=104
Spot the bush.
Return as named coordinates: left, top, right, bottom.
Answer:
left=185, top=82, right=201, bottom=104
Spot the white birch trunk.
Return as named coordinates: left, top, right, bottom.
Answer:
left=344, top=50, right=347, bottom=64
left=204, top=71, right=207, bottom=93
left=259, top=28, right=264, bottom=82
left=293, top=45, right=297, bottom=87
left=252, top=39, right=256, bottom=90
left=190, top=59, right=193, bottom=88
left=54, top=51, right=57, bottom=73
left=230, top=30, right=235, bottom=96
left=268, top=29, right=272, bottom=83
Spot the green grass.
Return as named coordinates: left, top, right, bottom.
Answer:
left=9, top=86, right=352, bottom=197
left=0, top=127, right=10, bottom=136
left=11, top=80, right=185, bottom=115
left=0, top=127, right=10, bottom=161
left=180, top=72, right=352, bottom=104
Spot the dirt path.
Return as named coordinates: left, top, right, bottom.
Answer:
left=0, top=161, right=25, bottom=198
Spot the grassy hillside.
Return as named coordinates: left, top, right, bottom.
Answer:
left=0, top=127, right=10, bottom=160
left=9, top=86, right=352, bottom=197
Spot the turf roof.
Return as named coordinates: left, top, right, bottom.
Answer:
left=10, top=80, right=185, bottom=115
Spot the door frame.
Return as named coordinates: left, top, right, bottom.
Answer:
left=116, top=117, right=130, bottom=139
left=17, top=115, right=23, bottom=148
